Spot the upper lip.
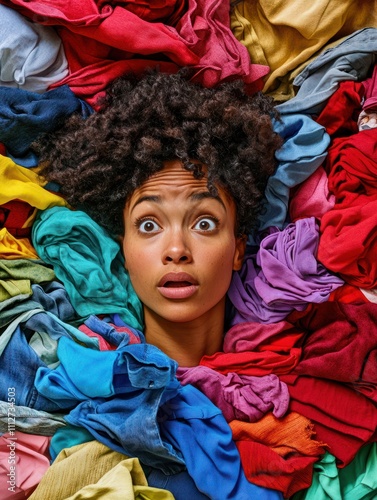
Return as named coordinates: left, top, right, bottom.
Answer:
left=158, top=272, right=199, bottom=287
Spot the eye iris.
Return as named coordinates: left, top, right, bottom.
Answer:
left=200, top=220, right=210, bottom=230
left=144, top=222, right=155, bottom=231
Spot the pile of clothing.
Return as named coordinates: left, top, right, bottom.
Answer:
left=0, top=1, right=377, bottom=498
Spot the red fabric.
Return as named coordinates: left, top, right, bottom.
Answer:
left=327, top=283, right=368, bottom=303
left=0, top=200, right=35, bottom=238
left=279, top=374, right=377, bottom=467
left=316, top=80, right=364, bottom=138
left=290, top=301, right=377, bottom=402
left=95, top=0, right=186, bottom=24
left=317, top=128, right=377, bottom=288
left=1, top=0, right=268, bottom=108
left=223, top=320, right=304, bottom=354
left=235, top=440, right=318, bottom=498
left=199, top=347, right=302, bottom=376
left=0, top=143, right=6, bottom=155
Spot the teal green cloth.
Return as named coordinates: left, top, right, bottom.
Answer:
left=50, top=424, right=94, bottom=461
left=292, top=444, right=377, bottom=500
left=32, top=206, right=143, bottom=330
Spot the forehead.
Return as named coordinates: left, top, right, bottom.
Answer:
left=126, top=159, right=233, bottom=210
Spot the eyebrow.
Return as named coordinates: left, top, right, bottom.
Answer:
left=130, top=191, right=226, bottom=212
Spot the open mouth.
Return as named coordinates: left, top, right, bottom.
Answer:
left=157, top=275, right=199, bottom=299
left=163, top=281, right=193, bottom=288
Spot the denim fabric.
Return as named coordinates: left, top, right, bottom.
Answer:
left=0, top=401, right=66, bottom=436
left=0, top=84, right=93, bottom=167
left=35, top=336, right=184, bottom=473
left=159, top=385, right=283, bottom=500
left=277, top=28, right=377, bottom=116
left=256, top=114, right=329, bottom=232
left=83, top=314, right=144, bottom=348
left=0, top=325, right=64, bottom=411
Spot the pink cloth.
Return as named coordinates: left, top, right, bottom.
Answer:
left=289, top=166, right=335, bottom=222
left=0, top=431, right=51, bottom=499
left=177, top=365, right=289, bottom=422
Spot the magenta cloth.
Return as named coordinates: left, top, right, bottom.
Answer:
left=175, top=0, right=269, bottom=89
left=223, top=320, right=304, bottom=354
left=1, top=0, right=268, bottom=107
left=280, top=374, right=377, bottom=467
left=0, top=431, right=51, bottom=499
left=289, top=166, right=335, bottom=222
left=176, top=365, right=289, bottom=422
left=227, top=217, right=343, bottom=325
left=290, top=300, right=377, bottom=403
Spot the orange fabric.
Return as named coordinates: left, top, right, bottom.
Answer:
left=230, top=411, right=327, bottom=458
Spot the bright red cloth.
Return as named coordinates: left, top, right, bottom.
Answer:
left=317, top=128, right=377, bottom=288
left=279, top=374, right=377, bottom=467
left=234, top=438, right=319, bottom=498
left=316, top=80, right=363, bottom=138
left=200, top=348, right=302, bottom=376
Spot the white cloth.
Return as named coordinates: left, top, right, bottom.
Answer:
left=0, top=4, right=68, bottom=92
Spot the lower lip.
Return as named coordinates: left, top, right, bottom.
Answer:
left=157, top=285, right=199, bottom=299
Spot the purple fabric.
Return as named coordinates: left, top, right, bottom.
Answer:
left=176, top=365, right=289, bottom=422
left=227, top=217, right=343, bottom=325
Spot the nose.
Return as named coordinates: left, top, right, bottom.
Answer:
left=162, top=230, right=192, bottom=264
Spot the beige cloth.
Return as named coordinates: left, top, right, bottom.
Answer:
left=29, top=440, right=174, bottom=500
left=231, top=0, right=377, bottom=100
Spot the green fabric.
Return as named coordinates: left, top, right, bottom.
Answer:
left=0, top=258, right=56, bottom=281
left=32, top=206, right=143, bottom=330
left=0, top=258, right=55, bottom=301
left=292, top=444, right=377, bottom=500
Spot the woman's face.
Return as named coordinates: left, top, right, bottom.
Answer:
left=122, top=159, right=245, bottom=325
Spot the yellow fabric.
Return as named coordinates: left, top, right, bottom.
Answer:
left=29, top=441, right=174, bottom=500
left=231, top=0, right=377, bottom=99
left=0, top=154, right=67, bottom=216
left=0, top=228, right=39, bottom=259
left=66, top=460, right=175, bottom=500
left=0, top=278, right=32, bottom=301
left=29, top=441, right=129, bottom=500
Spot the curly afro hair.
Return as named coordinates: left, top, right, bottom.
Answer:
left=34, top=70, right=282, bottom=236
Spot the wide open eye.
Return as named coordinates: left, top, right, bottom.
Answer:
left=137, top=219, right=161, bottom=234
left=193, top=217, right=218, bottom=232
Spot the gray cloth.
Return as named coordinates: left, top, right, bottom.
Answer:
left=277, top=28, right=377, bottom=116
left=0, top=400, right=66, bottom=436
left=0, top=4, right=68, bottom=92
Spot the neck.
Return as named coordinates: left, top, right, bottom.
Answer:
left=143, top=302, right=225, bottom=367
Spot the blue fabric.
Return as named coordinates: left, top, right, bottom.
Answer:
left=35, top=335, right=177, bottom=403
left=84, top=314, right=145, bottom=348
left=0, top=85, right=93, bottom=167
left=159, top=385, right=283, bottom=500
left=255, top=114, right=330, bottom=233
left=35, top=336, right=184, bottom=473
left=146, top=468, right=210, bottom=500
left=277, top=28, right=377, bottom=116
left=0, top=325, right=63, bottom=411
left=32, top=206, right=143, bottom=330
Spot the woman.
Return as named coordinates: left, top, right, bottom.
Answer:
left=33, top=70, right=283, bottom=498
left=35, top=70, right=282, bottom=366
